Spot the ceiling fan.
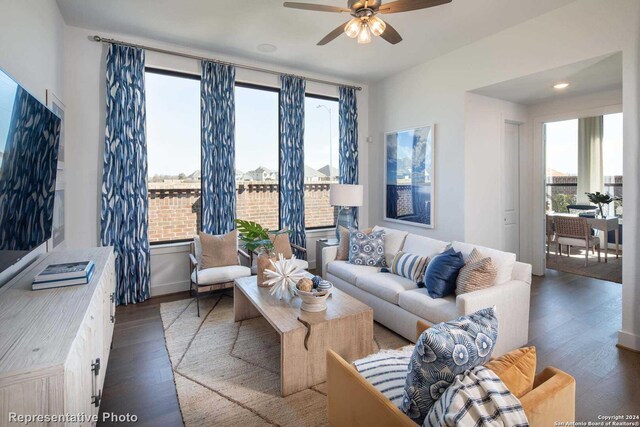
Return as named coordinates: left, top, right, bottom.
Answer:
left=283, top=0, right=452, bottom=45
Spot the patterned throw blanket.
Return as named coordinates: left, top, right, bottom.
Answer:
left=424, top=366, right=529, bottom=427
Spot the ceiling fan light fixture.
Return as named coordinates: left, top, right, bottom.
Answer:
left=369, top=15, right=386, bottom=36
left=345, top=18, right=361, bottom=38
left=357, top=22, right=372, bottom=44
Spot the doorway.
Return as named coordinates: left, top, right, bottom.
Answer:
left=544, top=113, right=623, bottom=282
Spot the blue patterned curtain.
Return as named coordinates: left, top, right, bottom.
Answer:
left=339, top=86, right=359, bottom=225
left=201, top=61, right=236, bottom=235
left=100, top=44, right=150, bottom=305
left=279, top=75, right=306, bottom=254
left=0, top=87, right=60, bottom=251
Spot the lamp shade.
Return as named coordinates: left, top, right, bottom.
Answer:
left=330, top=184, right=364, bottom=207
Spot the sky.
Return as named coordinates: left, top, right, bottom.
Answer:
left=145, top=71, right=339, bottom=177
left=545, top=113, right=623, bottom=176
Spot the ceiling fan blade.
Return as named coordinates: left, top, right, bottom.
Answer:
left=317, top=21, right=350, bottom=45
left=379, top=0, right=452, bottom=14
left=379, top=21, right=403, bottom=44
left=283, top=2, right=351, bottom=12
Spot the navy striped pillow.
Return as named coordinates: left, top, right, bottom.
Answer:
left=390, top=251, right=430, bottom=282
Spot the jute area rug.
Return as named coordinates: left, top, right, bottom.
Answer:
left=160, top=291, right=410, bottom=427
left=546, top=248, right=622, bottom=283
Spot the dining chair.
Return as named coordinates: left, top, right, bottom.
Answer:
left=554, top=216, right=601, bottom=267
left=546, top=214, right=557, bottom=257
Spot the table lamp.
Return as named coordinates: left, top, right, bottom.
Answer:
left=330, top=184, right=364, bottom=241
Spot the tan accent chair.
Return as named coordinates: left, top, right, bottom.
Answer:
left=327, top=320, right=576, bottom=427
left=554, top=216, right=601, bottom=266
left=189, top=235, right=251, bottom=317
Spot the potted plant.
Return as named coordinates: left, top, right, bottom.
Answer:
left=585, top=192, right=618, bottom=218
left=234, top=219, right=287, bottom=287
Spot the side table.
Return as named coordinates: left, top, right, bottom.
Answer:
left=315, top=238, right=339, bottom=276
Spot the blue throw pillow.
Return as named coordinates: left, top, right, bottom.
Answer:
left=423, top=248, right=464, bottom=298
left=401, top=307, right=499, bottom=424
left=348, top=229, right=387, bottom=267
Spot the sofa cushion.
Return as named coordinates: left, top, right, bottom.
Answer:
left=401, top=234, right=448, bottom=258
left=353, top=346, right=414, bottom=408
left=372, top=226, right=408, bottom=266
left=401, top=307, right=499, bottom=424
left=451, top=241, right=516, bottom=285
left=192, top=265, right=251, bottom=285
left=337, top=226, right=372, bottom=260
left=327, top=261, right=380, bottom=284
left=397, top=289, right=458, bottom=325
left=424, top=248, right=465, bottom=298
left=485, top=346, right=537, bottom=399
left=390, top=251, right=430, bottom=282
left=455, top=248, right=498, bottom=295
left=356, top=273, right=419, bottom=304
left=349, top=229, right=387, bottom=267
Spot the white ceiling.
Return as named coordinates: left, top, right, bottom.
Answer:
left=55, top=0, right=577, bottom=83
left=471, top=52, right=622, bottom=105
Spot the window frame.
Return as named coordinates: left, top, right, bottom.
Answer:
left=145, top=73, right=341, bottom=246
left=304, top=92, right=340, bottom=231
left=146, top=67, right=201, bottom=246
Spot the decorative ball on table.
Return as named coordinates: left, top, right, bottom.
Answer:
left=311, top=275, right=322, bottom=289
left=296, top=277, right=313, bottom=292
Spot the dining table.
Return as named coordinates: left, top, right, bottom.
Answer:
left=546, top=213, right=620, bottom=263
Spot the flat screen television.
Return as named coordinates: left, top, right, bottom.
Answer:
left=0, top=67, right=61, bottom=275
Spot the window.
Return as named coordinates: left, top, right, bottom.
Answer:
left=145, top=69, right=200, bottom=244
left=235, top=84, right=280, bottom=230
left=545, top=119, right=578, bottom=213
left=304, top=95, right=340, bottom=229
left=545, top=113, right=623, bottom=215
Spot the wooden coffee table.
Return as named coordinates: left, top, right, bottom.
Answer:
left=234, top=275, right=374, bottom=396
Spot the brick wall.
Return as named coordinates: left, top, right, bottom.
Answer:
left=148, top=182, right=337, bottom=243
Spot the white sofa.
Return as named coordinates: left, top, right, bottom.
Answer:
left=321, top=226, right=531, bottom=356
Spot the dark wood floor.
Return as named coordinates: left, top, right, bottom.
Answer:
left=98, top=270, right=640, bottom=426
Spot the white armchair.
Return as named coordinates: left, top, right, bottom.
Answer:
left=189, top=235, right=251, bottom=316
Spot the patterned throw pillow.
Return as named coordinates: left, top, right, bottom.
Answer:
left=349, top=229, right=387, bottom=267
left=401, top=307, right=499, bottom=425
left=336, top=226, right=373, bottom=260
left=390, top=251, right=430, bottom=282
left=456, top=248, right=498, bottom=295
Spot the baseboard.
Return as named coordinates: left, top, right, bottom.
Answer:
left=617, top=330, right=640, bottom=352
left=150, top=279, right=190, bottom=297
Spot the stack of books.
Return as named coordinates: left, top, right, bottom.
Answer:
left=32, top=261, right=95, bottom=290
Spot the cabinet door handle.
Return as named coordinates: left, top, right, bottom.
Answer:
left=91, top=389, right=102, bottom=408
left=110, top=292, right=115, bottom=323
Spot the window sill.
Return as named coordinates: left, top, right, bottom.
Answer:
left=150, top=241, right=192, bottom=255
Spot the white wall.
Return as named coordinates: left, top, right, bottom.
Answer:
left=463, top=93, right=528, bottom=253
left=368, top=0, right=640, bottom=350
left=62, top=26, right=370, bottom=296
left=0, top=0, right=66, bottom=285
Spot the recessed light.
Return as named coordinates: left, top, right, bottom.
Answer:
left=553, top=82, right=570, bottom=90
left=257, top=44, right=277, bottom=53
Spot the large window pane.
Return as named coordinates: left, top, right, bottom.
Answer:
left=545, top=119, right=578, bottom=213
left=603, top=112, right=623, bottom=216
left=235, top=85, right=280, bottom=230
left=146, top=70, right=200, bottom=243
left=304, top=96, right=339, bottom=228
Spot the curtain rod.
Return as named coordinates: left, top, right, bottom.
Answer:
left=92, top=35, right=362, bottom=91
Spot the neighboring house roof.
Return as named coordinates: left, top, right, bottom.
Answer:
left=318, top=165, right=338, bottom=177
left=188, top=169, right=201, bottom=179
left=546, top=168, right=569, bottom=177
left=304, top=165, right=327, bottom=178
left=249, top=166, right=276, bottom=174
